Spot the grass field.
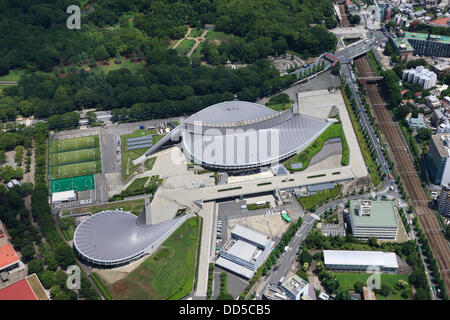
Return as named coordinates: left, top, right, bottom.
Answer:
left=62, top=198, right=145, bottom=216
left=266, top=103, right=292, bottom=112
left=205, top=30, right=230, bottom=42
left=298, top=184, right=341, bottom=210
left=101, top=217, right=200, bottom=300
left=190, top=42, right=204, bottom=60
left=50, top=136, right=102, bottom=179
left=189, top=28, right=204, bottom=38
left=121, top=129, right=155, bottom=181
left=283, top=123, right=349, bottom=171
left=0, top=69, right=25, bottom=82
left=342, top=89, right=381, bottom=186
left=50, top=174, right=95, bottom=193
left=175, top=39, right=196, bottom=55
left=91, top=59, right=146, bottom=74
left=51, top=136, right=99, bottom=153
left=333, top=273, right=410, bottom=300
left=50, top=148, right=101, bottom=166
left=50, top=159, right=102, bottom=179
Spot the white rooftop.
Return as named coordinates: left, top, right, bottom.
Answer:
left=231, top=224, right=270, bottom=248
left=226, top=240, right=259, bottom=262
left=215, top=257, right=255, bottom=279
left=52, top=190, right=76, bottom=202
left=323, top=250, right=399, bottom=269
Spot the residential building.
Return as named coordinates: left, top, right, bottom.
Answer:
left=425, top=95, right=441, bottom=108
left=438, top=184, right=450, bottom=217
left=392, top=32, right=450, bottom=60
left=408, top=117, right=427, bottom=131
left=402, top=66, right=437, bottom=89
left=348, top=200, right=399, bottom=240
left=323, top=250, right=399, bottom=273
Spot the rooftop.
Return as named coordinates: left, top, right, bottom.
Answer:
left=349, top=200, right=398, bottom=228
left=323, top=250, right=399, bottom=269
left=281, top=274, right=308, bottom=296
left=393, top=32, right=450, bottom=52
left=226, top=240, right=260, bottom=263
left=0, top=244, right=19, bottom=270
left=231, top=224, right=271, bottom=248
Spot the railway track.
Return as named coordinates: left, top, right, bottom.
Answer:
left=338, top=4, right=350, bottom=27
left=355, top=55, right=450, bottom=293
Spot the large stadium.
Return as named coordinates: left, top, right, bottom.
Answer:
left=135, top=101, right=334, bottom=170
left=73, top=201, right=190, bottom=267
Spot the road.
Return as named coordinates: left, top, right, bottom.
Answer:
left=258, top=214, right=316, bottom=298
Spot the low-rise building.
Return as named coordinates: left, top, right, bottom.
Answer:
left=425, top=95, right=441, bottom=108
left=348, top=200, right=399, bottom=240
left=408, top=117, right=427, bottom=131
left=280, top=273, right=315, bottom=300
left=323, top=250, right=399, bottom=273
left=215, top=225, right=274, bottom=279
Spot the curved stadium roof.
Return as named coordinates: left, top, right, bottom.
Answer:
left=180, top=101, right=332, bottom=169
left=73, top=210, right=183, bottom=267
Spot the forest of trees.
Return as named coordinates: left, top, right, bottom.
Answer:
left=0, top=0, right=337, bottom=125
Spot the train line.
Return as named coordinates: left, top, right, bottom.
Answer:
left=354, top=55, right=450, bottom=292
left=339, top=4, right=350, bottom=27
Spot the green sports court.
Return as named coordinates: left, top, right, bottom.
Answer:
left=50, top=175, right=95, bottom=193
left=49, top=135, right=102, bottom=180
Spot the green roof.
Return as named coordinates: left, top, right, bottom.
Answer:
left=393, top=32, right=450, bottom=52
left=349, top=200, right=398, bottom=228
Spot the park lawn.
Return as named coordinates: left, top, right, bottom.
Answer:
left=175, top=39, right=196, bottom=55
left=50, top=160, right=102, bottom=179
left=92, top=59, right=145, bottom=74
left=333, top=273, right=410, bottom=300
left=153, top=134, right=166, bottom=144
left=144, top=157, right=156, bottom=170
left=0, top=69, right=25, bottom=82
left=121, top=129, right=152, bottom=181
left=62, top=198, right=145, bottom=216
left=102, top=217, right=200, bottom=300
left=124, top=177, right=149, bottom=193
left=205, top=30, right=230, bottom=42
left=51, top=136, right=99, bottom=153
left=283, top=123, right=349, bottom=171
left=298, top=184, right=341, bottom=210
left=189, top=28, right=204, bottom=38
left=190, top=42, right=204, bottom=60
left=50, top=148, right=100, bottom=166
left=341, top=89, right=381, bottom=186
left=266, top=103, right=291, bottom=112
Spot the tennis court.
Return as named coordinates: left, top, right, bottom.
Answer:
left=50, top=175, right=95, bottom=193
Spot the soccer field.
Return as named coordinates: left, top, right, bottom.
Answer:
left=51, top=136, right=99, bottom=153
left=50, top=175, right=95, bottom=193
left=49, top=135, right=102, bottom=179
left=50, top=160, right=102, bottom=179
left=50, top=148, right=101, bottom=167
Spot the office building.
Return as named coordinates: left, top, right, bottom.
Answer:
left=348, top=200, right=399, bottom=240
